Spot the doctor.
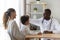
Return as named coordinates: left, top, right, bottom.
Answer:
left=38, top=9, right=60, bottom=40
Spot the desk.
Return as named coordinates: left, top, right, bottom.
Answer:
left=25, top=34, right=60, bottom=39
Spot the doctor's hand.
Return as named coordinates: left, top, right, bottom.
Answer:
left=43, top=31, right=53, bottom=34
left=38, top=32, right=42, bottom=35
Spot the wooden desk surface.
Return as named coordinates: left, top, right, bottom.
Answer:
left=25, top=34, right=60, bottom=39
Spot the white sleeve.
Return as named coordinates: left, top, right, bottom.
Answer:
left=30, top=19, right=41, bottom=26
left=51, top=19, right=60, bottom=33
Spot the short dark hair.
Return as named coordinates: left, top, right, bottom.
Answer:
left=45, top=9, right=51, bottom=14
left=20, top=15, right=29, bottom=25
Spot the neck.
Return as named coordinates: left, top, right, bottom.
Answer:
left=9, top=18, right=14, bottom=21
left=44, top=17, right=50, bottom=20
left=9, top=17, right=14, bottom=20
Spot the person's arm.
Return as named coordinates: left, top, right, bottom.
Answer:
left=12, top=21, right=25, bottom=40
left=51, top=19, right=60, bottom=33
left=43, top=31, right=53, bottom=34
left=43, top=19, right=60, bottom=34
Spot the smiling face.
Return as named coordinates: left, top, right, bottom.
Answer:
left=21, top=15, right=30, bottom=25
left=10, top=11, right=16, bottom=19
left=43, top=9, right=51, bottom=20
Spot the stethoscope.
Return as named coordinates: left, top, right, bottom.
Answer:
left=42, top=18, right=52, bottom=30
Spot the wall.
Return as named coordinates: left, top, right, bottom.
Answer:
left=20, top=0, right=25, bottom=16
left=0, top=0, right=21, bottom=27
left=0, top=0, right=60, bottom=27
left=0, top=0, right=4, bottom=27
left=40, top=0, right=60, bottom=23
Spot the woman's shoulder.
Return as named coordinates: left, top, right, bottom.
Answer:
left=10, top=20, right=16, bottom=24
left=11, top=19, right=16, bottom=22
left=8, top=19, right=16, bottom=23
left=8, top=20, right=17, bottom=27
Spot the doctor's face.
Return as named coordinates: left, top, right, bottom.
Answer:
left=43, top=9, right=51, bottom=20
left=43, top=11, right=51, bottom=20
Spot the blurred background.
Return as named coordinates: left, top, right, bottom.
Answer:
left=0, top=0, right=60, bottom=27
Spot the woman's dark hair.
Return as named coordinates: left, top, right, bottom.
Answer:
left=3, top=8, right=15, bottom=29
left=20, top=15, right=29, bottom=25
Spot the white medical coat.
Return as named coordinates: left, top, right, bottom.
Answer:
left=30, top=17, right=60, bottom=40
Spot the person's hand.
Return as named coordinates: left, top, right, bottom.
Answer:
left=43, top=31, right=53, bottom=34
left=38, top=32, right=42, bottom=35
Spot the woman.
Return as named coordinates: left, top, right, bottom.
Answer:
left=20, top=15, right=31, bottom=40
left=3, top=8, right=25, bottom=40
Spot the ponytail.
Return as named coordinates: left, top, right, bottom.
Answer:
left=3, top=8, right=16, bottom=29
left=3, top=12, right=9, bottom=29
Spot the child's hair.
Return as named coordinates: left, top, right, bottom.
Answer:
left=20, top=15, right=29, bottom=25
left=3, top=8, right=15, bottom=29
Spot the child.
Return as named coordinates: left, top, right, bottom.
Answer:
left=20, top=15, right=30, bottom=35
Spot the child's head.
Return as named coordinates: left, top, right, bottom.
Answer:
left=21, top=15, right=29, bottom=25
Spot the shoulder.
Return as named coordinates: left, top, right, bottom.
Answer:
left=21, top=24, right=26, bottom=29
left=37, top=17, right=44, bottom=23
left=11, top=20, right=18, bottom=28
left=12, top=20, right=16, bottom=23
left=38, top=17, right=43, bottom=21
left=52, top=18, right=59, bottom=24
left=8, top=20, right=16, bottom=24
left=11, top=20, right=17, bottom=25
left=20, top=24, right=27, bottom=31
left=52, top=18, right=58, bottom=22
